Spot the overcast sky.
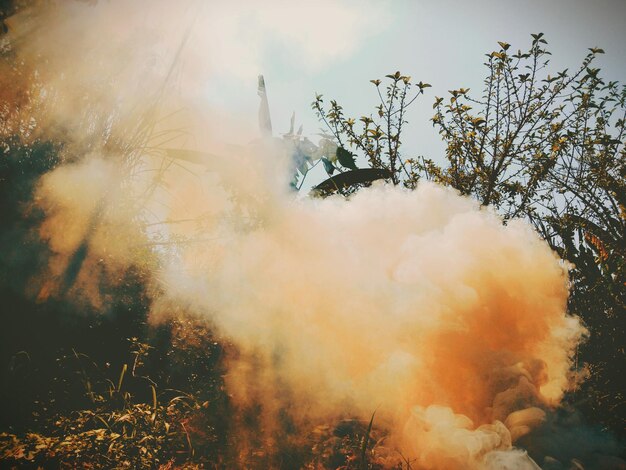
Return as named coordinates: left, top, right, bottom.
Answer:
left=195, top=0, right=625, bottom=170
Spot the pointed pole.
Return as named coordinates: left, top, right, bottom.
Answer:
left=257, top=75, right=273, bottom=137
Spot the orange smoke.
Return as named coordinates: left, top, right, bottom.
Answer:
left=153, top=175, right=583, bottom=468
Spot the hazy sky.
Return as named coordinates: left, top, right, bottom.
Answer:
left=197, top=0, right=625, bottom=168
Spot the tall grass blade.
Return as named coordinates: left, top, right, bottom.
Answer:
left=360, top=410, right=376, bottom=470
left=117, top=363, right=127, bottom=392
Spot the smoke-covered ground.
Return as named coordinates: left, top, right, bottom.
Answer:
left=0, top=1, right=624, bottom=469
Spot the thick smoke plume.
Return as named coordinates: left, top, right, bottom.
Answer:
left=1, top=1, right=601, bottom=468
left=154, top=170, right=582, bottom=468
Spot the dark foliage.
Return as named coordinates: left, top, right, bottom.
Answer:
left=311, top=35, right=625, bottom=443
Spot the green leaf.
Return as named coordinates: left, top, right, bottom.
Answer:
left=471, top=117, right=486, bottom=127
left=321, top=157, right=335, bottom=175
left=311, top=169, right=392, bottom=196
left=336, top=147, right=358, bottom=170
